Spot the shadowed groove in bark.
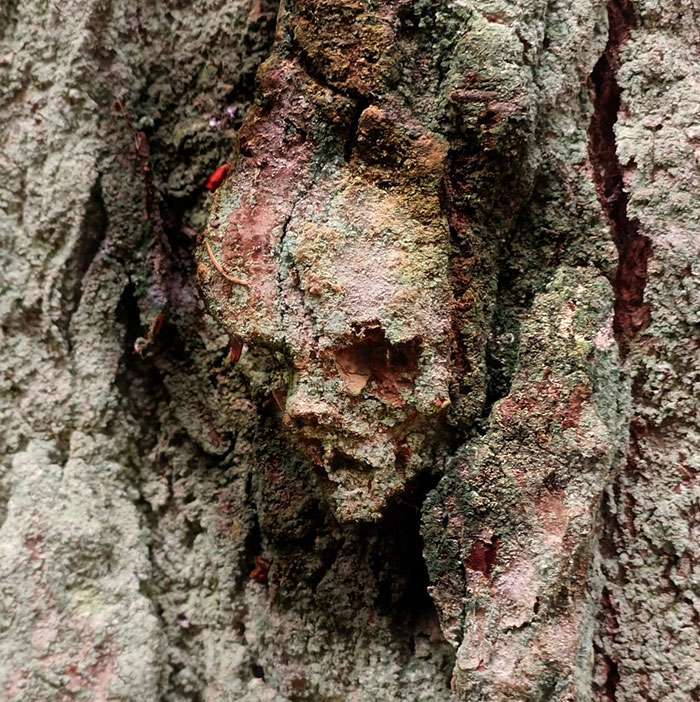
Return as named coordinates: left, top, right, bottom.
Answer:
left=370, top=470, right=453, bottom=657
left=344, top=97, right=370, bottom=161
left=602, top=654, right=620, bottom=701
left=588, top=4, right=651, bottom=697
left=588, top=0, right=650, bottom=358
left=61, top=177, right=108, bottom=348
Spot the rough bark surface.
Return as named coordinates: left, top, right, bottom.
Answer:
left=0, top=0, right=697, bottom=701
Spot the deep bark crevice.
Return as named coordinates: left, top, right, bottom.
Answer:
left=59, top=177, right=109, bottom=349
left=358, top=472, right=456, bottom=685
left=344, top=96, right=370, bottom=161
left=602, top=653, right=620, bottom=701
left=588, top=0, right=650, bottom=358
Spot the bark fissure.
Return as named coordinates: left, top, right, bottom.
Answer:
left=588, top=0, right=650, bottom=357
left=276, top=183, right=319, bottom=341
left=62, top=177, right=108, bottom=349
left=602, top=654, right=620, bottom=701
left=344, top=97, right=369, bottom=162
left=290, top=40, right=373, bottom=165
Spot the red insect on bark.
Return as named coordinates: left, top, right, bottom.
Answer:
left=250, top=556, right=270, bottom=584
left=148, top=312, right=166, bottom=341
left=230, top=338, right=244, bottom=364
left=206, top=164, right=230, bottom=191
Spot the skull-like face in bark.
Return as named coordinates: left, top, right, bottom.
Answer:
left=198, top=66, right=454, bottom=521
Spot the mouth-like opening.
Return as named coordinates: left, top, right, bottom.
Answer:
left=329, top=449, right=374, bottom=473
left=333, top=325, right=421, bottom=402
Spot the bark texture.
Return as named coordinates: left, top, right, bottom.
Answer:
left=0, top=0, right=697, bottom=701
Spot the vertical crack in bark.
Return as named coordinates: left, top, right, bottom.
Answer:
left=602, top=654, right=621, bottom=701
left=588, top=0, right=650, bottom=358
left=58, top=176, right=108, bottom=350
left=589, top=5, right=651, bottom=697
left=344, top=97, right=369, bottom=161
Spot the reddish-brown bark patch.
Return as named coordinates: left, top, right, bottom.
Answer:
left=562, top=384, right=593, bottom=429
left=465, top=535, right=501, bottom=578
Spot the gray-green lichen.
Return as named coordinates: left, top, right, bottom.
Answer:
left=0, top=0, right=453, bottom=699
left=1, top=0, right=698, bottom=700
left=591, top=1, right=700, bottom=699
left=423, top=266, right=628, bottom=700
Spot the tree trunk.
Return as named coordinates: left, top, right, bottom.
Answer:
left=0, top=0, right=697, bottom=700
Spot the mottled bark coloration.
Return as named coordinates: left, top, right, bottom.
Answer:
left=591, top=1, right=700, bottom=700
left=0, top=0, right=698, bottom=701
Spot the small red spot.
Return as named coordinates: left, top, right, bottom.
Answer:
left=290, top=677, right=308, bottom=692
left=149, top=312, right=166, bottom=340
left=465, top=535, right=501, bottom=578
left=230, top=338, right=244, bottom=364
left=206, top=164, right=230, bottom=191
left=250, top=556, right=270, bottom=584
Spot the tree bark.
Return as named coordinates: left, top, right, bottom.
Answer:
left=0, top=0, right=697, bottom=701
